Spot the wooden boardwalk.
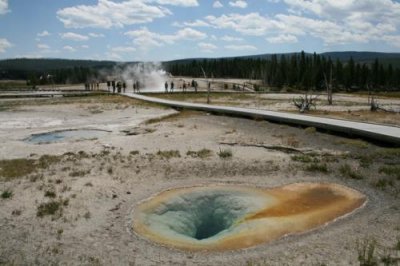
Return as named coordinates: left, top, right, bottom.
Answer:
left=122, top=92, right=400, bottom=145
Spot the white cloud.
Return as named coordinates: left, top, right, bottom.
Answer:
left=89, top=33, right=105, bottom=38
left=198, top=42, right=217, bottom=52
left=0, top=0, right=9, bottom=15
left=206, top=13, right=278, bottom=36
left=220, top=35, right=243, bottom=42
left=37, top=43, right=50, bottom=49
left=57, top=0, right=198, bottom=29
left=213, top=1, right=223, bottom=8
left=81, top=45, right=89, bottom=49
left=61, top=32, right=89, bottom=41
left=111, top=46, right=136, bottom=53
left=266, top=34, right=298, bottom=44
left=125, top=27, right=206, bottom=49
left=37, top=31, right=51, bottom=37
left=155, top=0, right=198, bottom=6
left=225, top=44, right=257, bottom=51
left=175, top=19, right=210, bottom=27
left=0, top=38, right=12, bottom=53
left=63, top=46, right=76, bottom=52
left=229, top=0, right=247, bottom=8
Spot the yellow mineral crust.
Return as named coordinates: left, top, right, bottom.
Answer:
left=133, top=183, right=366, bottom=251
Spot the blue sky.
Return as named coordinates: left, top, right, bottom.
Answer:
left=0, top=0, right=400, bottom=61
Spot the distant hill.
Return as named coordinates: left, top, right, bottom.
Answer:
left=1, top=51, right=400, bottom=78
left=165, top=51, right=400, bottom=68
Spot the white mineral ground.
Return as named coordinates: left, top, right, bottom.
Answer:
left=0, top=95, right=399, bottom=265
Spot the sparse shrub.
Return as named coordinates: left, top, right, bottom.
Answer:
left=286, top=136, right=300, bottom=147
left=396, top=238, right=400, bottom=251
left=37, top=201, right=61, bottom=217
left=69, top=170, right=89, bottom=177
left=357, top=239, right=378, bottom=266
left=1, top=189, right=13, bottom=199
left=107, top=167, right=113, bottom=174
left=186, top=149, right=212, bottom=159
left=84, top=211, right=91, bottom=220
left=291, top=154, right=319, bottom=163
left=44, top=190, right=56, bottom=198
left=374, top=179, right=393, bottom=189
left=340, top=164, right=363, bottom=180
left=84, top=182, right=93, bottom=187
left=157, top=150, right=181, bottom=159
left=304, top=163, right=328, bottom=173
left=218, top=148, right=232, bottom=159
left=130, top=150, right=140, bottom=156
left=338, top=139, right=369, bottom=149
left=379, top=166, right=400, bottom=180
left=304, top=127, right=316, bottom=134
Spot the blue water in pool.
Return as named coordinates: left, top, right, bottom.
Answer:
left=25, top=129, right=109, bottom=144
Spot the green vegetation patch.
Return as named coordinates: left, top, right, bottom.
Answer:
left=157, top=150, right=181, bottom=160
left=218, top=148, right=233, bottom=159
left=186, top=149, right=213, bottom=159
left=37, top=201, right=61, bottom=217
left=0, top=155, right=61, bottom=181
left=379, top=165, right=400, bottom=180
left=1, top=189, right=13, bottom=199
left=340, top=164, right=363, bottom=180
left=304, top=163, right=328, bottom=173
left=291, top=154, right=320, bottom=163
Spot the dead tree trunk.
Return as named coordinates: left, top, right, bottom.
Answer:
left=324, top=65, right=333, bottom=105
left=293, top=92, right=318, bottom=113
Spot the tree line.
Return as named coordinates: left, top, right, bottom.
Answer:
left=165, top=51, right=400, bottom=91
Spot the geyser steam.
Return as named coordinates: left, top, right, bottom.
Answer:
left=103, top=62, right=168, bottom=92
left=132, top=183, right=366, bottom=251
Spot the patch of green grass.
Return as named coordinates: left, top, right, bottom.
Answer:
left=357, top=239, right=378, bottom=266
left=374, top=178, right=394, bottom=189
left=1, top=189, right=13, bottom=199
left=304, top=163, right=328, bottom=173
left=44, top=190, right=57, bottom=198
left=69, top=170, right=90, bottom=177
left=186, top=149, right=213, bottom=159
left=37, top=201, right=61, bottom=217
left=157, top=150, right=181, bottom=159
left=340, top=164, right=364, bottom=180
left=129, top=150, right=140, bottom=156
left=218, top=148, right=232, bottom=159
left=304, top=127, right=317, bottom=134
left=0, top=154, right=61, bottom=181
left=291, top=154, right=320, bottom=163
left=379, top=166, right=400, bottom=180
left=338, top=139, right=369, bottom=149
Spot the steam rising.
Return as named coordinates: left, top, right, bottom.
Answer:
left=103, top=62, right=169, bottom=92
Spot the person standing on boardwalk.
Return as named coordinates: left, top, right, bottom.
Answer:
left=170, top=81, right=174, bottom=93
left=133, top=81, right=136, bottom=93
left=136, top=81, right=140, bottom=93
left=112, top=80, right=116, bottom=93
left=123, top=82, right=126, bottom=93
left=183, top=82, right=186, bottom=92
left=107, top=81, right=111, bottom=92
left=165, top=81, right=168, bottom=93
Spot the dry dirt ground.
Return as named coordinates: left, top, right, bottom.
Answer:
left=0, top=95, right=399, bottom=265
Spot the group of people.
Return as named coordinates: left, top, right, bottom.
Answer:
left=85, top=82, right=99, bottom=91
left=106, top=81, right=126, bottom=93
left=106, top=80, right=141, bottom=94
left=164, top=81, right=175, bottom=93
left=164, top=80, right=198, bottom=93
